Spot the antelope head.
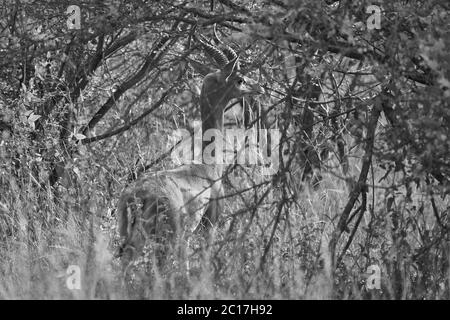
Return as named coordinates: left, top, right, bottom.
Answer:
left=196, top=37, right=264, bottom=133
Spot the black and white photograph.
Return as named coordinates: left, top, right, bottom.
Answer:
left=0, top=0, right=449, bottom=303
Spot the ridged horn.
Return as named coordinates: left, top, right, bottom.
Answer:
left=197, top=35, right=229, bottom=67
left=213, top=24, right=238, bottom=61
left=221, top=46, right=238, bottom=61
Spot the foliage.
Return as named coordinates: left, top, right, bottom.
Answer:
left=0, top=0, right=449, bottom=299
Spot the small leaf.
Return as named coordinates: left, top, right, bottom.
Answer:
left=27, top=113, right=41, bottom=130
left=74, top=133, right=86, bottom=141
left=73, top=166, right=81, bottom=179
left=28, top=114, right=41, bottom=123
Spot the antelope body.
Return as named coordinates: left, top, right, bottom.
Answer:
left=116, top=37, right=263, bottom=264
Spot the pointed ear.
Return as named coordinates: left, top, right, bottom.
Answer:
left=188, top=58, right=215, bottom=77
left=222, top=57, right=239, bottom=80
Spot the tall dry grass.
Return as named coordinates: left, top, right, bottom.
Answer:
left=0, top=131, right=448, bottom=299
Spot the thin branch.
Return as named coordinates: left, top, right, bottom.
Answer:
left=80, top=80, right=179, bottom=145
left=80, top=35, right=176, bottom=136
left=336, top=191, right=367, bottom=267
left=329, top=91, right=383, bottom=268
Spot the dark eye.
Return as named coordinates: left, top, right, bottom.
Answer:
left=237, top=78, right=246, bottom=85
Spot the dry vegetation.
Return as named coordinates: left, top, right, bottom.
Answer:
left=0, top=0, right=449, bottom=299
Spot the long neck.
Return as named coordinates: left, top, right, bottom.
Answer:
left=200, top=92, right=227, bottom=132
left=199, top=87, right=228, bottom=175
